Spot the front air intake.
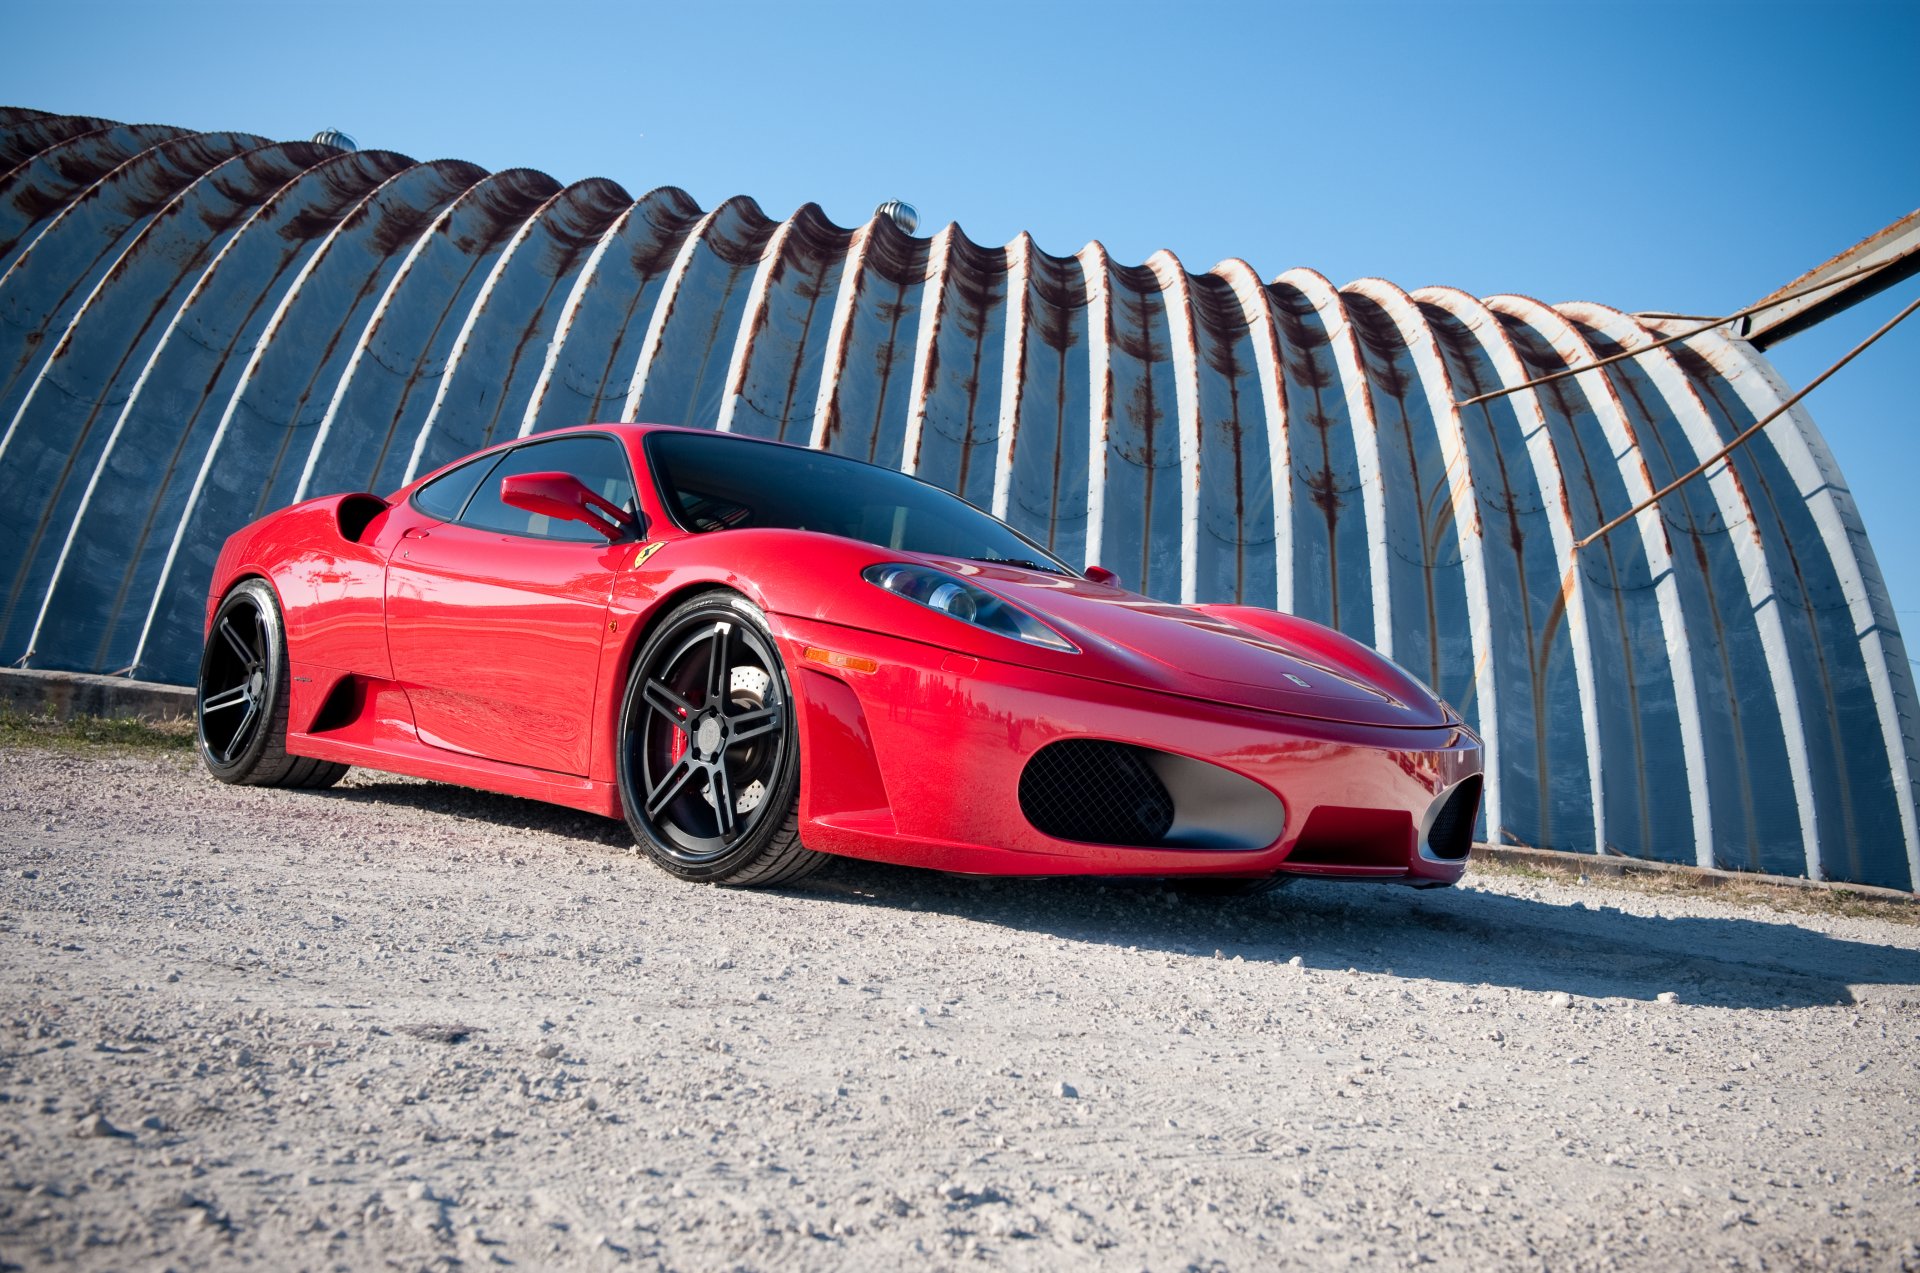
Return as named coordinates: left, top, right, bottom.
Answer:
left=1019, top=740, right=1176, bottom=846
left=1018, top=740, right=1287, bottom=850
left=1425, top=775, right=1482, bottom=861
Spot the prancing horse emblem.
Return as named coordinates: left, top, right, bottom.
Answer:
left=1284, top=673, right=1310, bottom=688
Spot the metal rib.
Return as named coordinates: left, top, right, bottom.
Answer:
left=1342, top=277, right=1503, bottom=843
left=1416, top=287, right=1605, bottom=856
left=1484, top=294, right=1713, bottom=866
left=1667, top=319, right=1917, bottom=890
left=1559, top=302, right=1816, bottom=875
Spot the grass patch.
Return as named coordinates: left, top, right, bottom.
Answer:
left=1469, top=855, right=1920, bottom=927
left=0, top=708, right=196, bottom=754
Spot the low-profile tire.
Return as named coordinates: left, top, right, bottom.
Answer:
left=1164, top=874, right=1293, bottom=899
left=616, top=589, right=827, bottom=887
left=196, top=577, right=348, bottom=790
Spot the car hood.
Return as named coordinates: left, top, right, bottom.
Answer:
left=922, top=558, right=1453, bottom=729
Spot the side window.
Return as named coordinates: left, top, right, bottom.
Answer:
left=412, top=452, right=504, bottom=522
left=459, top=435, right=638, bottom=542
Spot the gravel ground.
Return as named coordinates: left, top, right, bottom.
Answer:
left=2, top=743, right=1918, bottom=1272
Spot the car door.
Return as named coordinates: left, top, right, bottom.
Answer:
left=385, top=433, right=638, bottom=776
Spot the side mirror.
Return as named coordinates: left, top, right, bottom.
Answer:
left=1083, top=563, right=1119, bottom=587
left=500, top=471, right=637, bottom=541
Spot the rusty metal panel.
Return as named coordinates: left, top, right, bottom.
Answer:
left=1267, top=275, right=1373, bottom=645
left=1485, top=298, right=1708, bottom=867
left=624, top=198, right=778, bottom=430
left=520, top=187, right=703, bottom=442
left=0, top=141, right=324, bottom=663
left=1662, top=323, right=1919, bottom=890
left=57, top=148, right=413, bottom=677
left=0, top=111, right=117, bottom=169
left=0, top=123, right=190, bottom=269
left=17, top=143, right=352, bottom=680
left=296, top=167, right=564, bottom=501
left=899, top=227, right=1008, bottom=508
left=0, top=132, right=268, bottom=423
left=1561, top=305, right=1807, bottom=873
left=137, top=160, right=491, bottom=674
left=807, top=217, right=930, bottom=470
left=1085, top=254, right=1183, bottom=602
left=1187, top=268, right=1279, bottom=611
left=389, top=176, right=629, bottom=479
left=0, top=109, right=1913, bottom=891
left=994, top=238, right=1094, bottom=566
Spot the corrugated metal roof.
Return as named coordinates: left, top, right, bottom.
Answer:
left=0, top=108, right=1913, bottom=890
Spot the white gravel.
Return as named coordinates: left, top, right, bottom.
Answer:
left=3, top=745, right=1918, bottom=1271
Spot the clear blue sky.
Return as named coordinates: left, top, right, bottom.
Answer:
left=5, top=0, right=1916, bottom=634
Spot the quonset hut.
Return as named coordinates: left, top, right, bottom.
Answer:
left=0, top=106, right=1914, bottom=889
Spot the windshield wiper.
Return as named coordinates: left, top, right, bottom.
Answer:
left=957, top=554, right=1069, bottom=576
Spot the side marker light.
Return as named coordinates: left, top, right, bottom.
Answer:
left=804, top=647, right=878, bottom=674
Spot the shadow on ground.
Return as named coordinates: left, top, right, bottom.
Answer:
left=318, top=776, right=1919, bottom=1012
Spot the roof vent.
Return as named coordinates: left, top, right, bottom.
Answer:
left=874, top=199, right=918, bottom=234
left=311, top=129, right=357, bottom=152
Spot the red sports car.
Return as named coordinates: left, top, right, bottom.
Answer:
left=197, top=423, right=1482, bottom=891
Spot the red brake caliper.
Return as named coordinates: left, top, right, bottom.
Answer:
left=669, top=707, right=688, bottom=766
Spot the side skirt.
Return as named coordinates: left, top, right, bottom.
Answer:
left=287, top=729, right=623, bottom=821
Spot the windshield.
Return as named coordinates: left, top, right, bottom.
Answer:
left=646, top=430, right=1072, bottom=574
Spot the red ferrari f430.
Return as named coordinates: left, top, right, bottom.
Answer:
left=197, top=424, right=1482, bottom=891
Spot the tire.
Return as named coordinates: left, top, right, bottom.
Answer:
left=616, top=589, right=827, bottom=886
left=1164, top=874, right=1293, bottom=899
left=196, top=577, right=349, bottom=790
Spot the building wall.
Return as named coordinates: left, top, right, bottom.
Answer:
left=1, top=107, right=1913, bottom=888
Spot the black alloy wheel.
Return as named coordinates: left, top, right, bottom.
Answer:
left=618, top=591, right=825, bottom=886
left=195, top=577, right=347, bottom=789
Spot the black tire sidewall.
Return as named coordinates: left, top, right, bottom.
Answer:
left=617, top=591, right=801, bottom=883
left=196, top=578, right=286, bottom=783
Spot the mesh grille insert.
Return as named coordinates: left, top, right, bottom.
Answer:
left=1019, top=740, right=1176, bottom=846
left=1426, top=776, right=1482, bottom=861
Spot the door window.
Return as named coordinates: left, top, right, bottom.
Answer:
left=458, top=435, right=638, bottom=542
left=411, top=451, right=505, bottom=522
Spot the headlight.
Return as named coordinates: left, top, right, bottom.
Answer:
left=863, top=564, right=1076, bottom=653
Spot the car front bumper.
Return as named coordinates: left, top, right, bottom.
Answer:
left=773, top=615, right=1483, bottom=885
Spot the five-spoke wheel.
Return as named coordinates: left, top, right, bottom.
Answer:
left=196, top=578, right=347, bottom=789
left=618, top=591, right=825, bottom=885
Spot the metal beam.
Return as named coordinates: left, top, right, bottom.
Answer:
left=1737, top=208, right=1920, bottom=348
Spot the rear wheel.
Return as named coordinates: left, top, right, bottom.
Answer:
left=617, top=590, right=826, bottom=886
left=196, top=578, right=348, bottom=789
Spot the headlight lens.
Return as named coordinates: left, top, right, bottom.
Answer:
left=863, top=564, right=1076, bottom=653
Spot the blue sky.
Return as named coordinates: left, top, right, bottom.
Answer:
left=5, top=0, right=1916, bottom=631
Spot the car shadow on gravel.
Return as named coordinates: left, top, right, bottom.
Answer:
left=309, top=777, right=1914, bottom=1011
left=800, top=861, right=1920, bottom=1012
left=318, top=777, right=632, bottom=846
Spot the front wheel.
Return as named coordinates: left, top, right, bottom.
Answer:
left=616, top=590, right=826, bottom=886
left=196, top=578, right=348, bottom=789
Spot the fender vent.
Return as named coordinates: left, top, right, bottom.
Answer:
left=337, top=493, right=390, bottom=544
left=1425, top=776, right=1482, bottom=861
left=1019, top=740, right=1175, bottom=846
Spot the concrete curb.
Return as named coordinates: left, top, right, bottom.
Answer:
left=1471, top=842, right=1916, bottom=904
left=1, top=667, right=193, bottom=722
